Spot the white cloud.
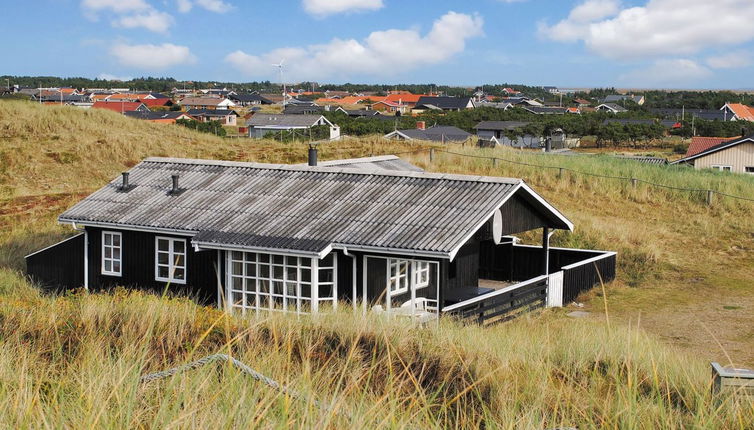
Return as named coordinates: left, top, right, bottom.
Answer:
left=620, top=59, right=712, bottom=86
left=195, top=0, right=233, bottom=13
left=81, top=0, right=150, bottom=15
left=302, top=0, right=384, bottom=17
left=540, top=0, right=754, bottom=59
left=225, top=12, right=483, bottom=80
left=174, top=0, right=232, bottom=13
left=97, top=73, right=133, bottom=81
left=176, top=0, right=192, bottom=12
left=706, top=51, right=752, bottom=69
left=110, top=43, right=197, bottom=70
left=112, top=10, right=174, bottom=33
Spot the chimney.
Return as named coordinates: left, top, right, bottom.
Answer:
left=121, top=172, right=129, bottom=190
left=308, top=145, right=318, bottom=166
left=171, top=175, right=180, bottom=194
left=416, top=121, right=426, bottom=130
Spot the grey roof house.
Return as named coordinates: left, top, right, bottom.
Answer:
left=383, top=125, right=471, bottom=142
left=413, top=96, right=475, bottom=112
left=596, top=103, right=629, bottom=114
left=246, top=114, right=340, bottom=139
left=26, top=154, right=615, bottom=324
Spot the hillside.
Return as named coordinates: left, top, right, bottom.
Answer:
left=0, top=101, right=753, bottom=427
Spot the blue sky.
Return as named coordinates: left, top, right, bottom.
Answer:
left=2, top=0, right=754, bottom=89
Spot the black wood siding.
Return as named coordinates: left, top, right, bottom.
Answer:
left=25, top=234, right=84, bottom=292
left=440, top=239, right=480, bottom=300
left=86, top=227, right=217, bottom=304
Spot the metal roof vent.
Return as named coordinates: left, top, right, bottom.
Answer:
left=169, top=174, right=185, bottom=196
left=117, top=172, right=135, bottom=192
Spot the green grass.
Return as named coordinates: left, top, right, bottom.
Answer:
left=1, top=101, right=753, bottom=427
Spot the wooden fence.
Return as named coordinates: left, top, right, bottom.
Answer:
left=560, top=252, right=617, bottom=303
left=442, top=275, right=548, bottom=326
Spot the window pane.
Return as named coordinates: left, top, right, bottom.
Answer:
left=300, top=283, right=311, bottom=297
left=232, top=251, right=243, bottom=261
left=232, top=291, right=244, bottom=306
left=259, top=264, right=269, bottom=278
left=158, top=239, right=169, bottom=251
left=113, top=235, right=120, bottom=247
left=104, top=234, right=112, bottom=246
left=301, top=257, right=311, bottom=266
left=273, top=265, right=284, bottom=280
left=174, top=240, right=185, bottom=253
left=321, top=254, right=333, bottom=267
left=301, top=269, right=311, bottom=282
left=245, top=263, right=256, bottom=277
left=287, top=267, right=297, bottom=281
left=113, top=248, right=120, bottom=260
left=104, top=248, right=112, bottom=258
left=286, top=282, right=297, bottom=295
left=286, top=256, right=297, bottom=266
left=174, top=269, right=185, bottom=280
left=272, top=281, right=283, bottom=295
left=232, top=276, right=243, bottom=289
left=258, top=280, right=269, bottom=294
left=175, top=255, right=185, bottom=268
left=232, top=261, right=243, bottom=275
left=104, top=261, right=112, bottom=272
left=158, top=252, right=169, bottom=265
left=113, top=262, right=121, bottom=273
left=259, top=254, right=269, bottom=263
left=158, top=266, right=169, bottom=278
left=319, top=285, right=332, bottom=298
left=272, top=255, right=284, bottom=265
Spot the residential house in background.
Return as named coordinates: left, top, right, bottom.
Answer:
left=229, top=94, right=273, bottom=106
left=595, top=103, right=628, bottom=114
left=124, top=111, right=195, bottom=124
left=180, top=97, right=236, bottom=110
left=602, top=94, right=645, bottom=105
left=186, top=109, right=239, bottom=126
left=246, top=114, right=340, bottom=139
left=413, top=96, right=475, bottom=113
left=720, top=103, right=754, bottom=121
left=684, top=136, right=741, bottom=158
left=92, top=101, right=150, bottom=114
left=283, top=104, right=325, bottom=115
left=370, top=100, right=407, bottom=114
left=650, top=108, right=728, bottom=122
left=671, top=135, right=754, bottom=174
left=473, top=121, right=565, bottom=149
left=383, top=123, right=471, bottom=143
left=522, top=106, right=568, bottom=115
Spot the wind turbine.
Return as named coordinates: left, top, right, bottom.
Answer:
left=272, top=59, right=286, bottom=107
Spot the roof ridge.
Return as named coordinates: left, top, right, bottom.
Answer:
left=141, top=157, right=522, bottom=185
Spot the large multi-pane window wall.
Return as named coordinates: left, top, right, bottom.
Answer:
left=227, top=251, right=337, bottom=314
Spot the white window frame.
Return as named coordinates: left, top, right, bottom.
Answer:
left=711, top=165, right=732, bottom=172
left=745, top=166, right=754, bottom=174
left=388, top=259, right=409, bottom=296
left=413, top=260, right=430, bottom=290
left=101, top=231, right=122, bottom=276
left=155, top=237, right=187, bottom=284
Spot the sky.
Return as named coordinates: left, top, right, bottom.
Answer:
left=2, top=0, right=754, bottom=89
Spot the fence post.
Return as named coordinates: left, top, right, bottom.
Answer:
left=631, top=178, right=638, bottom=189
left=429, top=148, right=435, bottom=163
left=706, top=190, right=714, bottom=206
left=558, top=167, right=563, bottom=179
left=492, top=157, right=497, bottom=168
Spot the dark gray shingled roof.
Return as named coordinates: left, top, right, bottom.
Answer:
left=58, top=157, right=572, bottom=258
left=246, top=114, right=327, bottom=128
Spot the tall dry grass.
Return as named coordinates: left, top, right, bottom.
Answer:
left=0, top=270, right=751, bottom=428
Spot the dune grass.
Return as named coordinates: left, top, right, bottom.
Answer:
left=0, top=270, right=751, bottom=428
left=1, top=101, right=753, bottom=427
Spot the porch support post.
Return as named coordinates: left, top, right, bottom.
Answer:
left=542, top=227, right=550, bottom=276
left=83, top=229, right=89, bottom=291
left=311, top=258, right=319, bottom=314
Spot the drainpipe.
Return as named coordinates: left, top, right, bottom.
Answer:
left=342, top=247, right=357, bottom=311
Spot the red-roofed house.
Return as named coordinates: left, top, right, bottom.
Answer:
left=685, top=136, right=740, bottom=158
left=141, top=98, right=174, bottom=108
left=384, top=93, right=430, bottom=107
left=672, top=135, right=754, bottom=174
left=371, top=100, right=408, bottom=114
left=92, top=101, right=150, bottom=114
left=721, top=103, right=754, bottom=121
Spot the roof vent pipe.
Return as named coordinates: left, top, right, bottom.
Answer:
left=308, top=145, right=318, bottom=166
left=121, top=172, right=129, bottom=189
left=171, top=174, right=180, bottom=194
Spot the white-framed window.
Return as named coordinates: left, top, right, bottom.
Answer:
left=101, top=231, right=122, bottom=276
left=413, top=261, right=430, bottom=289
left=227, top=251, right=336, bottom=314
left=745, top=167, right=754, bottom=174
left=711, top=165, right=732, bottom=172
left=388, top=259, right=409, bottom=296
left=155, top=237, right=186, bottom=284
